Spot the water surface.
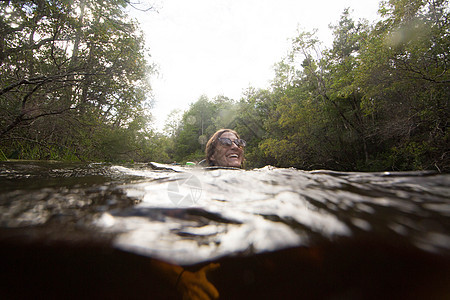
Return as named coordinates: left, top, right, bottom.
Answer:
left=1, top=161, right=449, bottom=298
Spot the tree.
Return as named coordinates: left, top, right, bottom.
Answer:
left=168, top=95, right=243, bottom=163
left=259, top=16, right=372, bottom=170
left=151, top=2, right=448, bottom=171
left=0, top=0, right=153, bottom=161
left=356, top=0, right=450, bottom=170
left=234, top=88, right=276, bottom=168
left=172, top=96, right=216, bottom=162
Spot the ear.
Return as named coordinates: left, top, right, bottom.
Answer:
left=210, top=154, right=216, bottom=162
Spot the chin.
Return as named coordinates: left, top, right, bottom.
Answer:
left=227, top=161, right=242, bottom=168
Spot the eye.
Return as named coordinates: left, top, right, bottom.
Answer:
left=218, top=138, right=232, bottom=146
left=235, top=139, right=246, bottom=147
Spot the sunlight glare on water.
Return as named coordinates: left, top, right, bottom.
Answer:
left=93, top=163, right=450, bottom=265
left=1, top=161, right=449, bottom=265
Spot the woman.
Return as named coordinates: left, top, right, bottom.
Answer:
left=161, top=129, right=245, bottom=298
left=205, top=129, right=246, bottom=168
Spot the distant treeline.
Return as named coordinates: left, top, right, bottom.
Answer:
left=1, top=0, right=448, bottom=172
left=167, top=2, right=449, bottom=172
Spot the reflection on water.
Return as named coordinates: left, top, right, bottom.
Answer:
left=95, top=164, right=448, bottom=264
left=1, top=161, right=449, bottom=298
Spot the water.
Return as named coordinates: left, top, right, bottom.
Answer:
left=1, top=161, right=449, bottom=298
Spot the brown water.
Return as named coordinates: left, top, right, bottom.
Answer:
left=1, top=161, right=449, bottom=299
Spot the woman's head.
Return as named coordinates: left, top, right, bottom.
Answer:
left=205, top=129, right=245, bottom=168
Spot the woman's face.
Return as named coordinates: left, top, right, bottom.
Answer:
left=210, top=132, right=244, bottom=168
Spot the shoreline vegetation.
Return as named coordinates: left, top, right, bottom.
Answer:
left=1, top=1, right=448, bottom=172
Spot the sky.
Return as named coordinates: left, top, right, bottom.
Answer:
left=131, top=0, right=382, bottom=132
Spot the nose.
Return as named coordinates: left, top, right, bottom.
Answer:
left=230, top=141, right=239, bottom=149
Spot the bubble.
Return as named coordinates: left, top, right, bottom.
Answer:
left=186, top=115, right=196, bottom=125
left=198, top=135, right=207, bottom=145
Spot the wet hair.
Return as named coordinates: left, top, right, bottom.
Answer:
left=205, top=129, right=244, bottom=167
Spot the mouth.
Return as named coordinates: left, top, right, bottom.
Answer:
left=227, top=153, right=239, bottom=159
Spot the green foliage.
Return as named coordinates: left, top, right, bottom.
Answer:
left=4, top=1, right=447, bottom=171
left=170, top=95, right=240, bottom=162
left=0, top=149, right=7, bottom=161
left=166, top=2, right=448, bottom=172
left=0, top=0, right=156, bottom=162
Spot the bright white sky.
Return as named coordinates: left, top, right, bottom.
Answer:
left=131, top=0, right=382, bottom=132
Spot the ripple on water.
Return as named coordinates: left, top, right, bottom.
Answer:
left=1, top=162, right=449, bottom=264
